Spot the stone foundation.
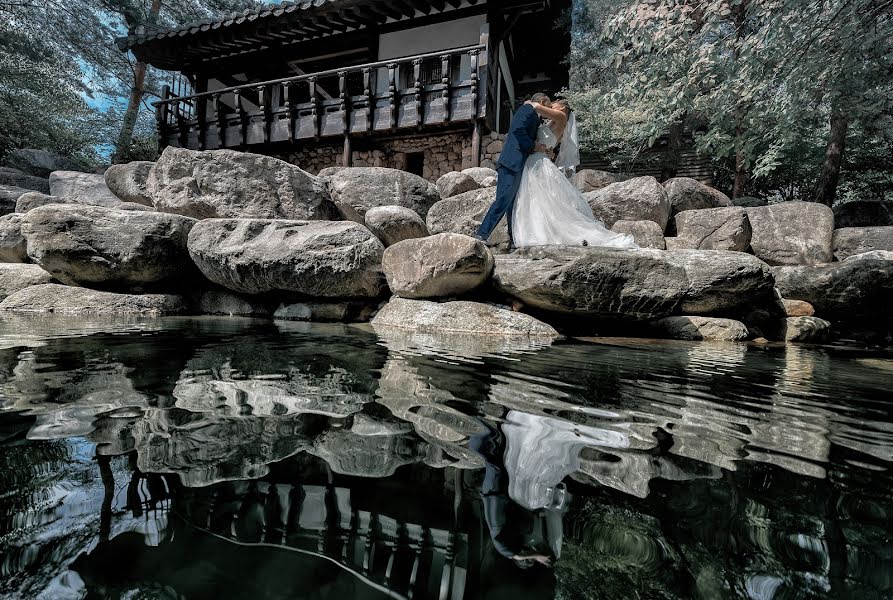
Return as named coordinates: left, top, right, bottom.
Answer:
left=274, top=130, right=507, bottom=181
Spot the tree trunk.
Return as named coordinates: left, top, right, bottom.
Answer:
left=733, top=124, right=747, bottom=199
left=660, top=120, right=684, bottom=181
left=813, top=109, right=848, bottom=207
left=731, top=0, right=748, bottom=199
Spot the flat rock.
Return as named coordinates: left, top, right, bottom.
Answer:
left=49, top=171, right=120, bottom=206
left=15, top=192, right=61, bottom=213
left=746, top=201, right=834, bottom=265
left=371, top=297, right=559, bottom=337
left=0, top=184, right=31, bottom=215
left=22, top=204, right=197, bottom=291
left=651, top=316, right=749, bottom=341
left=426, top=187, right=509, bottom=247
left=364, top=206, right=428, bottom=247
left=584, top=176, right=671, bottom=230
left=461, top=167, right=498, bottom=186
left=772, top=251, right=893, bottom=319
left=148, top=147, right=337, bottom=220
left=187, top=219, right=385, bottom=298
left=833, top=200, right=893, bottom=228
left=610, top=220, right=666, bottom=249
left=0, top=284, right=187, bottom=316
left=322, top=166, right=440, bottom=221
left=105, top=161, right=154, bottom=205
left=382, top=233, right=494, bottom=299
left=573, top=169, right=618, bottom=193
left=781, top=316, right=831, bottom=342
left=663, top=177, right=732, bottom=215
left=0, top=264, right=54, bottom=300
left=0, top=214, right=28, bottom=263
left=493, top=246, right=774, bottom=319
left=0, top=167, right=50, bottom=193
left=832, top=226, right=893, bottom=260
left=436, top=171, right=479, bottom=198
left=781, top=298, right=815, bottom=317
left=672, top=207, right=751, bottom=251
left=273, top=301, right=375, bottom=322
left=3, top=149, right=82, bottom=178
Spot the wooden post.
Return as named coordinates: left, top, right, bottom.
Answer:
left=440, top=54, right=451, bottom=123
left=257, top=84, right=270, bottom=143
left=213, top=93, right=225, bottom=149
left=469, top=48, right=480, bottom=117
left=342, top=135, right=352, bottom=167
left=155, top=84, right=170, bottom=150
left=470, top=120, right=482, bottom=168
left=387, top=63, right=398, bottom=130
left=197, top=94, right=207, bottom=151
left=363, top=67, right=373, bottom=132
left=233, top=89, right=246, bottom=147
left=283, top=82, right=294, bottom=142
left=412, top=57, right=422, bottom=128
left=338, top=70, right=349, bottom=134
left=309, top=76, right=321, bottom=139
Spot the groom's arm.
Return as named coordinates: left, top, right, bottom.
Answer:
left=512, top=105, right=538, bottom=155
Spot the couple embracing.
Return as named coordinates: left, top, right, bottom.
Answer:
left=476, top=94, right=637, bottom=250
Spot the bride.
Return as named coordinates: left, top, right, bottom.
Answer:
left=511, top=99, right=637, bottom=249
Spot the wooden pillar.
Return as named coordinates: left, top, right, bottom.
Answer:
left=155, top=84, right=170, bottom=151
left=283, top=82, right=294, bottom=142
left=440, top=54, right=451, bottom=123
left=309, top=76, right=321, bottom=139
left=387, top=63, right=398, bottom=130
left=470, top=120, right=482, bottom=168
left=212, top=92, right=223, bottom=149
left=412, top=57, right=422, bottom=128
left=342, top=136, right=352, bottom=167
left=363, top=67, right=373, bottom=133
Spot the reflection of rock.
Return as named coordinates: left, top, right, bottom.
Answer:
left=576, top=449, right=722, bottom=499
left=308, top=427, right=429, bottom=478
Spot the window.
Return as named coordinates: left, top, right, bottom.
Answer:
left=405, top=152, right=424, bottom=176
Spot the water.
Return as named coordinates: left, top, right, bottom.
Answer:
left=0, top=315, right=891, bottom=600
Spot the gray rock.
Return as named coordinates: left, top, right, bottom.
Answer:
left=832, top=226, right=893, bottom=260
left=0, top=185, right=31, bottom=214
left=273, top=301, right=375, bottom=322
left=0, top=167, right=50, bottom=193
left=364, top=206, right=428, bottom=247
left=772, top=251, right=893, bottom=320
left=198, top=290, right=273, bottom=316
left=371, top=297, right=559, bottom=337
left=426, top=187, right=509, bottom=247
left=436, top=171, right=479, bottom=198
left=584, top=176, right=671, bottom=230
left=480, top=175, right=498, bottom=187
left=663, top=177, right=732, bottom=215
left=833, top=200, right=893, bottom=228
left=22, top=204, right=197, bottom=291
left=493, top=246, right=774, bottom=319
left=15, top=192, right=61, bottom=213
left=780, top=316, right=831, bottom=342
left=49, top=171, right=120, bottom=206
left=731, top=196, right=767, bottom=208
left=610, top=220, right=666, bottom=249
left=0, top=284, right=187, bottom=315
left=781, top=298, right=815, bottom=317
left=573, top=169, right=618, bottom=193
left=322, top=166, right=440, bottom=221
left=119, top=202, right=156, bottom=212
left=746, top=201, right=834, bottom=265
left=462, top=167, right=498, bottom=186
left=672, top=207, right=751, bottom=251
left=651, top=316, right=749, bottom=341
left=0, top=264, right=53, bottom=300
left=382, top=233, right=494, bottom=299
left=148, top=146, right=338, bottom=220
left=187, top=219, right=385, bottom=298
left=105, top=161, right=154, bottom=205
left=3, top=149, right=82, bottom=178
left=0, top=214, right=28, bottom=263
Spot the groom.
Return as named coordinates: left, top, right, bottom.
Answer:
left=476, top=93, right=551, bottom=247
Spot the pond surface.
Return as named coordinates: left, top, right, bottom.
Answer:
left=0, top=316, right=891, bottom=600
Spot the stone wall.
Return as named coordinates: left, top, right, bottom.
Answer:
left=274, top=129, right=507, bottom=181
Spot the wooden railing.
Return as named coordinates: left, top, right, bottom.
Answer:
left=153, top=44, right=489, bottom=152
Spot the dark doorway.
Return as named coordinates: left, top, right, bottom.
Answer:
left=405, top=151, right=424, bottom=177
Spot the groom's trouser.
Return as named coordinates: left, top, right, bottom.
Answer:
left=477, top=165, right=522, bottom=245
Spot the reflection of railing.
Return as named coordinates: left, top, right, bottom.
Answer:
left=179, top=482, right=467, bottom=600
left=153, top=44, right=488, bottom=151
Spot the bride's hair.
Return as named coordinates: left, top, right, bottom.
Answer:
left=553, top=99, right=571, bottom=115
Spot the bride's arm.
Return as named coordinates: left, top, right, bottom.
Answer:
left=527, top=101, right=568, bottom=125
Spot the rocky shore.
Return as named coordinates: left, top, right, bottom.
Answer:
left=1, top=146, right=891, bottom=345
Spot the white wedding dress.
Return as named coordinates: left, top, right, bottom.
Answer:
left=511, top=124, right=638, bottom=249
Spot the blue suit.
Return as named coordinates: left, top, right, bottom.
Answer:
left=477, top=104, right=541, bottom=244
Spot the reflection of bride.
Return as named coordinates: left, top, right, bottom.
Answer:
left=512, top=100, right=638, bottom=249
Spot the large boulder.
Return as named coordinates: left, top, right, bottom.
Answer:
left=0, top=283, right=188, bottom=315
left=781, top=298, right=815, bottom=317
left=0, top=184, right=31, bottom=214
left=461, top=167, right=498, bottom=186
left=746, top=201, right=834, bottom=265
left=780, top=316, right=831, bottom=343
left=3, top=149, right=82, bottom=178
left=0, top=264, right=53, bottom=300
left=0, top=214, right=28, bottom=262
left=364, top=206, right=428, bottom=247
left=436, top=171, right=479, bottom=198
left=610, top=220, right=666, bottom=249
left=0, top=167, right=50, bottom=194
left=187, top=219, right=385, bottom=298
left=321, top=166, right=440, bottom=221
left=21, top=204, right=197, bottom=291
left=663, top=177, right=732, bottom=215
left=49, top=171, right=120, bottom=206
left=670, top=207, right=751, bottom=251
left=371, top=297, right=559, bottom=338
left=772, top=251, right=893, bottom=320
left=381, top=233, right=494, bottom=299
left=832, top=226, right=893, bottom=260
left=833, top=200, right=893, bottom=228
left=584, top=176, right=671, bottom=230
left=493, top=246, right=774, bottom=320
left=426, top=187, right=509, bottom=247
left=15, top=192, right=60, bottom=213
left=148, top=147, right=338, bottom=220
left=573, top=169, right=618, bottom=193
left=651, top=316, right=749, bottom=341
left=105, top=161, right=154, bottom=206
